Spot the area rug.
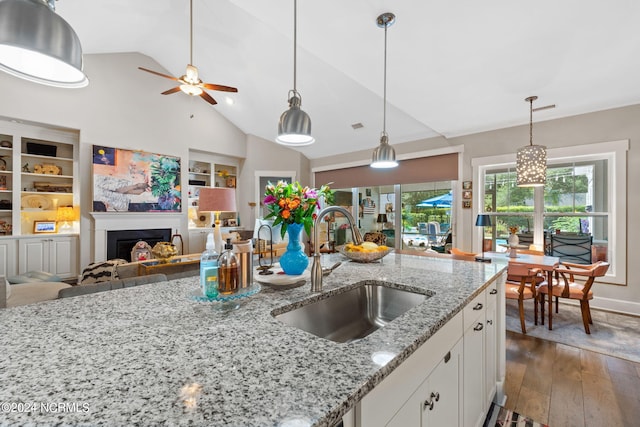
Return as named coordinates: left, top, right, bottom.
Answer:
left=505, top=299, right=640, bottom=363
left=484, top=402, right=549, bottom=427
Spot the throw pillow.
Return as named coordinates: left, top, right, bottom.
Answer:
left=81, top=259, right=127, bottom=285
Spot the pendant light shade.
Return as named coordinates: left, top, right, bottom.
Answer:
left=371, top=133, right=397, bottom=168
left=516, top=96, right=546, bottom=187
left=0, top=0, right=88, bottom=88
left=276, top=90, right=314, bottom=146
left=276, top=0, right=314, bottom=146
left=370, top=12, right=398, bottom=169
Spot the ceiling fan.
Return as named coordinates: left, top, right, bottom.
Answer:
left=138, top=0, right=237, bottom=105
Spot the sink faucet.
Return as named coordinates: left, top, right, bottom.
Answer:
left=311, top=206, right=363, bottom=292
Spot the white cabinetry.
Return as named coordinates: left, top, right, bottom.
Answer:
left=484, top=282, right=498, bottom=410
left=387, top=338, right=463, bottom=427
left=0, top=239, right=17, bottom=278
left=357, top=312, right=463, bottom=427
left=463, top=290, right=487, bottom=427
left=188, top=228, right=213, bottom=254
left=18, top=236, right=77, bottom=279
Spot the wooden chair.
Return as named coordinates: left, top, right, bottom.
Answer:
left=537, top=261, right=609, bottom=334
left=506, top=263, right=544, bottom=334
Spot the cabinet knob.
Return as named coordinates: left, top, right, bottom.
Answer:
left=490, top=288, right=497, bottom=295
left=423, top=392, right=440, bottom=411
left=473, top=302, right=483, bottom=310
left=487, top=319, right=493, bottom=325
left=474, top=323, right=484, bottom=331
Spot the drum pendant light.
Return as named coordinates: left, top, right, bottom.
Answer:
left=0, top=0, right=88, bottom=88
left=276, top=0, right=314, bottom=146
left=516, top=96, right=547, bottom=187
left=371, top=12, right=398, bottom=169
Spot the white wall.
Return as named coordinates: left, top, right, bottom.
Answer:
left=310, top=104, right=640, bottom=312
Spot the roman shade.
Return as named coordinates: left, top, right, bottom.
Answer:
left=315, top=153, right=458, bottom=188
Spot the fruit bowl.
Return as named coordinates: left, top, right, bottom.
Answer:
left=338, top=245, right=393, bottom=263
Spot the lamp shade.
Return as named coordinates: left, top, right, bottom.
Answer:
left=377, top=214, right=388, bottom=223
left=56, top=206, right=76, bottom=222
left=276, top=93, right=314, bottom=146
left=475, top=214, right=492, bottom=227
left=371, top=134, right=398, bottom=169
left=0, top=0, right=88, bottom=88
left=198, top=187, right=237, bottom=213
left=516, top=144, right=547, bottom=187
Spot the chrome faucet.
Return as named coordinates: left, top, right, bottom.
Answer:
left=310, top=206, right=363, bottom=292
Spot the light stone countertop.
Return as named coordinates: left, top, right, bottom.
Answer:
left=0, top=253, right=507, bottom=427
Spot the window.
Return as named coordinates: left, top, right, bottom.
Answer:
left=473, top=140, right=627, bottom=285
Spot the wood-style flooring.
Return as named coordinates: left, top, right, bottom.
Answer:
left=504, top=330, right=640, bottom=427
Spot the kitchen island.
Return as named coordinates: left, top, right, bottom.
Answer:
left=0, top=252, right=506, bottom=426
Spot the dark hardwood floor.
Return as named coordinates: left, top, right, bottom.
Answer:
left=505, top=330, right=640, bottom=427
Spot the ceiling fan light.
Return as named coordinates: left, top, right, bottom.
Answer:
left=180, top=84, right=203, bottom=96
left=371, top=134, right=398, bottom=168
left=276, top=94, right=314, bottom=146
left=0, top=0, right=87, bottom=88
left=516, top=144, right=547, bottom=187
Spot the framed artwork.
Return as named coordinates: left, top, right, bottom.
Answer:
left=462, top=190, right=472, bottom=200
left=34, top=221, right=57, bottom=233
left=462, top=200, right=472, bottom=209
left=462, top=181, right=472, bottom=190
left=366, top=188, right=372, bottom=197
left=227, top=218, right=238, bottom=227
left=92, top=145, right=181, bottom=212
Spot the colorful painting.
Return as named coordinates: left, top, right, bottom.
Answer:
left=92, top=145, right=181, bottom=212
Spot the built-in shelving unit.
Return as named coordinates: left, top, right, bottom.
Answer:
left=187, top=150, right=239, bottom=232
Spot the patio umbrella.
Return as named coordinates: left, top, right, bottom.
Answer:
left=416, top=191, right=453, bottom=208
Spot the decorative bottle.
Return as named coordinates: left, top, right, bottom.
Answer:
left=200, top=233, right=219, bottom=298
left=218, top=238, right=239, bottom=295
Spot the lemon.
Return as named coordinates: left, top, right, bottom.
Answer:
left=361, top=241, right=379, bottom=251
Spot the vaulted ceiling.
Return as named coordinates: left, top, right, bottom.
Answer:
left=57, top=0, right=640, bottom=159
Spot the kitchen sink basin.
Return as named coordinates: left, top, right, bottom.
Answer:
left=274, top=283, right=431, bottom=343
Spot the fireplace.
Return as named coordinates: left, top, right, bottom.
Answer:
left=107, top=228, right=171, bottom=261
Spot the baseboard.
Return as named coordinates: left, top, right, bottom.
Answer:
left=561, top=297, right=640, bottom=317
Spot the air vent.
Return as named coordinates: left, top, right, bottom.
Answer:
left=351, top=122, right=364, bottom=130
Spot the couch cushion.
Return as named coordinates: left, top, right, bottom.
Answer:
left=7, top=281, right=72, bottom=308
left=81, top=259, right=127, bottom=284
left=7, top=271, right=62, bottom=284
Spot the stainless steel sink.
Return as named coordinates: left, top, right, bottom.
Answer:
left=274, top=283, right=431, bottom=343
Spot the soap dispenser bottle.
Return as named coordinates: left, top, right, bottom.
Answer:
left=200, top=233, right=219, bottom=298
left=218, top=238, right=239, bottom=295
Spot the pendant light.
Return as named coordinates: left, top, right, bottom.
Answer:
left=276, top=0, right=314, bottom=146
left=370, top=12, right=398, bottom=169
left=516, top=96, right=547, bottom=187
left=0, top=0, right=88, bottom=88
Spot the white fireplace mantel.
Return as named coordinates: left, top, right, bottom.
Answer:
left=91, top=212, right=182, bottom=261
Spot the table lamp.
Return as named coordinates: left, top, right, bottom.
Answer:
left=475, top=214, right=492, bottom=263
left=198, top=188, right=237, bottom=253
left=56, top=206, right=76, bottom=233
left=376, top=213, right=388, bottom=231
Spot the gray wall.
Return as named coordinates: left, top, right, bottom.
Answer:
left=311, top=104, right=640, bottom=311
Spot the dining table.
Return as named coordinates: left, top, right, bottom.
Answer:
left=486, top=251, right=560, bottom=329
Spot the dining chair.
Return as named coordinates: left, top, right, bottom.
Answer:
left=506, top=263, right=544, bottom=334
left=450, top=247, right=477, bottom=257
left=537, top=261, right=610, bottom=334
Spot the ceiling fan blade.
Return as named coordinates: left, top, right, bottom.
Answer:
left=200, top=91, right=218, bottom=105
left=161, top=87, right=182, bottom=95
left=202, top=83, right=238, bottom=93
left=138, top=67, right=179, bottom=81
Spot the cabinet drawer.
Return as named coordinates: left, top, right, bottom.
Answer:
left=485, top=280, right=498, bottom=308
left=463, top=290, right=486, bottom=331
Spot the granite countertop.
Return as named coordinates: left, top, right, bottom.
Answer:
left=0, top=253, right=506, bottom=427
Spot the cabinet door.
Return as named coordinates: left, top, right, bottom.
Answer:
left=189, top=230, right=210, bottom=254
left=0, top=239, right=17, bottom=278
left=49, top=236, right=77, bottom=278
left=18, top=238, right=47, bottom=273
left=423, top=338, right=462, bottom=426
left=463, top=312, right=485, bottom=427
left=484, top=291, right=497, bottom=409
left=387, top=339, right=462, bottom=427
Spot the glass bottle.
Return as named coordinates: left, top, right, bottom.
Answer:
left=218, top=238, right=239, bottom=295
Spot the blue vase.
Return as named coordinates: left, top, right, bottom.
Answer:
left=279, top=222, right=309, bottom=275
